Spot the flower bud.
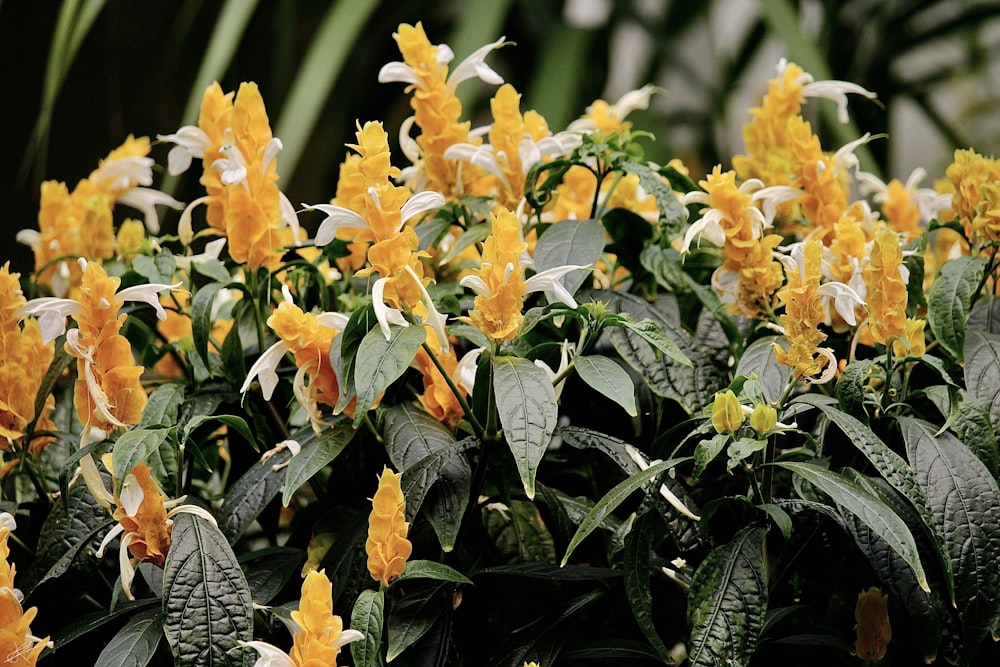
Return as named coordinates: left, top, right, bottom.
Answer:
left=750, top=403, right=777, bottom=435
left=711, top=390, right=743, bottom=434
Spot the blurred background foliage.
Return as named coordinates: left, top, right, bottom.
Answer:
left=4, top=0, right=1000, bottom=276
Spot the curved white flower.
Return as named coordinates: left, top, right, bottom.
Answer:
left=775, top=57, right=877, bottom=124
left=371, top=265, right=450, bottom=353
left=679, top=180, right=800, bottom=253
left=378, top=35, right=506, bottom=95
left=173, top=238, right=228, bottom=271
left=240, top=340, right=290, bottom=399
left=116, top=188, right=184, bottom=235
left=243, top=630, right=364, bottom=667
left=778, top=242, right=866, bottom=326
left=157, top=125, right=213, bottom=175
left=304, top=190, right=445, bottom=247
left=626, top=445, right=701, bottom=521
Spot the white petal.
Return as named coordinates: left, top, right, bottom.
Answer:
left=174, top=238, right=228, bottom=271
left=19, top=297, right=82, bottom=343
left=262, top=138, right=283, bottom=175
left=459, top=274, right=491, bottom=297
left=378, top=62, right=421, bottom=86
left=315, top=312, right=350, bottom=330
left=802, top=80, right=877, bottom=124
left=117, top=188, right=185, bottom=235
left=278, top=191, right=302, bottom=245
left=372, top=278, right=410, bottom=341
left=456, top=347, right=485, bottom=394
left=817, top=282, right=865, bottom=326
left=167, top=503, right=219, bottom=526
left=119, top=473, right=146, bottom=517
left=398, top=116, right=422, bottom=165
left=79, top=452, right=116, bottom=509
left=241, top=341, right=290, bottom=398
left=611, top=84, right=658, bottom=118
left=178, top=195, right=211, bottom=247
left=15, top=229, right=40, bottom=251
left=119, top=532, right=137, bottom=600
left=0, top=513, right=15, bottom=532
left=304, top=204, right=369, bottom=246
left=242, top=641, right=296, bottom=667
left=447, top=36, right=506, bottom=91
left=95, top=524, right=126, bottom=558
left=337, top=629, right=366, bottom=647
left=405, top=265, right=449, bottom=354
left=118, top=282, right=181, bottom=320
left=400, top=191, right=446, bottom=226
left=524, top=264, right=591, bottom=308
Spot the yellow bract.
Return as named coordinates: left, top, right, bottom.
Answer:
left=854, top=587, right=891, bottom=661
left=0, top=524, right=48, bottom=666
left=468, top=208, right=528, bottom=341
left=749, top=403, right=777, bottom=436
left=366, top=467, right=412, bottom=586
left=775, top=239, right=829, bottom=380
left=710, top=390, right=743, bottom=434
left=289, top=570, right=349, bottom=667
left=862, top=229, right=907, bottom=346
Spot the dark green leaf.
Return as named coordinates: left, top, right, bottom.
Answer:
left=220, top=323, right=247, bottom=387
left=623, top=513, right=674, bottom=663
left=162, top=512, right=254, bottom=667
left=192, top=257, right=232, bottom=284
left=394, top=559, right=473, bottom=585
left=834, top=359, right=875, bottom=421
left=968, top=294, right=1000, bottom=333
left=386, top=581, right=449, bottom=662
left=687, top=526, right=768, bottom=667
left=693, top=434, right=727, bottom=482
left=113, top=428, right=171, bottom=496
left=964, top=330, right=1000, bottom=432
left=333, top=304, right=376, bottom=413
left=619, top=318, right=692, bottom=367
left=734, top=337, right=791, bottom=404
left=486, top=500, right=557, bottom=564
left=532, top=218, right=606, bottom=299
left=95, top=607, right=163, bottom=667
left=779, top=461, right=929, bottom=592
left=622, top=160, right=686, bottom=229
left=351, top=588, right=384, bottom=667
left=191, top=282, right=225, bottom=367
left=353, top=324, right=426, bottom=423
left=562, top=458, right=685, bottom=565
left=239, top=547, right=304, bottom=605
left=899, top=417, right=1000, bottom=658
left=927, top=255, right=985, bottom=361
left=401, top=437, right=481, bottom=523
left=574, top=355, right=638, bottom=416
left=477, top=563, right=620, bottom=581
left=41, top=599, right=159, bottom=659
left=952, top=402, right=999, bottom=480
left=493, top=356, right=558, bottom=499
left=30, top=344, right=74, bottom=433
left=183, top=414, right=257, bottom=453
left=218, top=448, right=292, bottom=542
left=138, top=383, right=185, bottom=428
left=556, top=426, right=640, bottom=473
left=282, top=419, right=356, bottom=506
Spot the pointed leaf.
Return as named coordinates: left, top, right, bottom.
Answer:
left=282, top=419, right=356, bottom=506
left=95, top=608, right=163, bottom=667
left=927, top=255, right=985, bottom=361
left=623, top=160, right=687, bottom=229
left=218, top=448, right=292, bottom=542
left=779, top=461, right=929, bottom=592
left=574, top=355, right=638, bottom=416
left=493, top=356, right=558, bottom=499
left=623, top=513, right=674, bottom=663
left=968, top=294, right=1000, bottom=333
left=734, top=336, right=791, bottom=404
left=687, top=526, right=768, bottom=667
left=964, top=330, right=1000, bottom=432
left=401, top=437, right=481, bottom=521
left=386, top=581, right=449, bottom=662
left=351, top=587, right=384, bottom=667
left=561, top=457, right=685, bottom=565
left=183, top=414, right=257, bottom=453
left=899, top=417, right=1000, bottom=657
left=239, top=547, right=304, bottom=605
left=138, top=382, right=186, bottom=428
left=40, top=599, right=159, bottom=660
left=162, top=512, right=254, bottom=667
left=113, top=428, right=172, bottom=496
left=533, top=218, right=606, bottom=299
left=354, top=324, right=426, bottom=424
left=394, top=559, right=473, bottom=585
left=555, top=426, right=641, bottom=473
left=191, top=282, right=225, bottom=367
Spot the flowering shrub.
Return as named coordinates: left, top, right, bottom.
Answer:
left=4, top=21, right=1000, bottom=667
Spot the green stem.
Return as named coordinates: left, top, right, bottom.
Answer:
left=361, top=413, right=383, bottom=444
left=761, top=436, right=775, bottom=504
left=970, top=244, right=999, bottom=310
left=420, top=342, right=485, bottom=438
left=744, top=464, right=765, bottom=506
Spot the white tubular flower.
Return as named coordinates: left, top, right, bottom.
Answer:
left=443, top=143, right=511, bottom=190
left=775, top=57, right=877, bottom=124
left=370, top=266, right=450, bottom=353
left=679, top=180, right=800, bottom=254
left=116, top=188, right=184, bottom=235
left=379, top=35, right=506, bottom=95
left=157, top=125, right=212, bottom=175
left=212, top=140, right=249, bottom=187
left=173, top=238, right=228, bottom=271
left=778, top=242, right=866, bottom=327
left=456, top=347, right=485, bottom=394
left=91, top=154, right=155, bottom=190
left=533, top=340, right=573, bottom=399
left=241, top=340, right=291, bottom=399
left=523, top=264, right=591, bottom=309
left=304, top=204, right=368, bottom=247
left=856, top=167, right=954, bottom=224
left=567, top=83, right=660, bottom=133
left=626, top=445, right=701, bottom=521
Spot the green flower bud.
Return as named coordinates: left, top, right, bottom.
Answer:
left=711, top=390, right=744, bottom=434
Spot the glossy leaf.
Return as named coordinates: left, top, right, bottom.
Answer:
left=687, top=526, right=767, bottom=667
left=623, top=512, right=674, bottom=663
left=282, top=419, right=355, bottom=506
left=733, top=336, right=790, bottom=404
left=183, top=414, right=258, bottom=453
left=533, top=218, right=606, bottom=299
left=218, top=447, right=292, bottom=542
left=162, top=513, right=254, bottom=667
left=493, top=356, right=558, bottom=499
left=555, top=426, right=641, bottom=473
left=351, top=587, right=384, bottom=667
left=354, top=324, right=426, bottom=423
left=239, top=547, right=304, bottom=605
left=779, top=461, right=929, bottom=592
left=191, top=282, right=225, bottom=367
left=95, top=607, right=163, bottom=667
left=41, top=599, right=159, bottom=660
left=561, top=458, right=684, bottom=565
left=112, top=428, right=171, bottom=496
left=386, top=581, right=449, bottom=662
left=401, top=436, right=481, bottom=522
left=927, top=255, right=985, bottom=361
left=833, top=359, right=875, bottom=422
left=138, top=382, right=186, bottom=428
left=964, top=330, right=1000, bottom=432
left=394, top=559, right=473, bottom=585
left=899, top=417, right=1000, bottom=658
left=574, top=354, right=638, bottom=417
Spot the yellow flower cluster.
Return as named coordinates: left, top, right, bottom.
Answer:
left=103, top=455, right=172, bottom=566
left=945, top=148, right=1000, bottom=244
left=862, top=229, right=908, bottom=346
left=366, top=467, right=412, bottom=587
left=774, top=240, right=830, bottom=380
left=288, top=570, right=351, bottom=667
left=0, top=264, right=54, bottom=450
left=467, top=207, right=528, bottom=341
left=0, top=519, right=49, bottom=666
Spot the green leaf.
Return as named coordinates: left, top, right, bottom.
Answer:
left=386, top=581, right=449, bottom=662
left=401, top=437, right=481, bottom=523
left=394, top=559, right=473, bottom=585
left=493, top=356, right=558, bottom=499
left=794, top=395, right=952, bottom=595
left=623, top=513, right=675, bottom=663
left=964, top=330, right=1000, bottom=432
left=191, top=282, right=225, bottom=369
left=623, top=160, right=687, bottom=230
left=779, top=461, right=929, bottom=592
left=486, top=500, right=557, bottom=564
left=556, top=426, right=641, bottom=473
left=192, top=257, right=232, bottom=284
left=183, top=414, right=258, bottom=453
left=95, top=608, right=163, bottom=667
left=333, top=304, right=376, bottom=413
left=574, top=355, right=638, bottom=417
left=899, top=417, right=1000, bottom=657
left=532, top=218, right=606, bottom=299
left=162, top=512, right=254, bottom=667
left=354, top=324, right=426, bottom=424
left=693, top=434, right=728, bottom=483
left=41, top=599, right=159, bottom=660
left=561, top=458, right=685, bottom=565
left=927, top=255, right=986, bottom=361
left=138, top=382, right=186, bottom=428
left=968, top=294, right=1000, bottom=333
left=282, top=419, right=356, bottom=506
left=239, top=547, right=304, bottom=605
left=383, top=404, right=471, bottom=550
left=112, top=428, right=171, bottom=496
left=952, top=402, right=999, bottom=480
left=733, top=337, right=791, bottom=404
left=618, top=318, right=693, bottom=367
left=687, top=526, right=768, bottom=667
left=218, top=448, right=292, bottom=542
left=477, top=562, right=620, bottom=581
left=350, top=588, right=384, bottom=667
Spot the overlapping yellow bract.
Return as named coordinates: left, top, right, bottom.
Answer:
left=366, top=467, right=412, bottom=587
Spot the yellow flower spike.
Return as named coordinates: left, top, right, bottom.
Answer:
left=892, top=318, right=927, bottom=358
left=946, top=148, right=1000, bottom=244
left=863, top=228, right=908, bottom=346
left=749, top=403, right=777, bottom=436
left=775, top=239, right=834, bottom=382
left=463, top=207, right=528, bottom=341
left=115, top=219, right=146, bottom=258
left=366, top=467, right=412, bottom=587
left=710, top=390, right=744, bottom=434
left=0, top=519, right=50, bottom=666
left=111, top=462, right=172, bottom=566
left=854, top=587, right=891, bottom=661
